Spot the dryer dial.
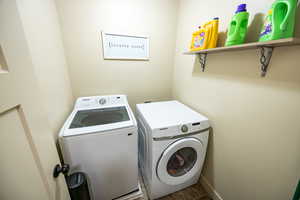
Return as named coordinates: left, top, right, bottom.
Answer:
left=181, top=125, right=188, bottom=133
left=99, top=98, right=107, bottom=105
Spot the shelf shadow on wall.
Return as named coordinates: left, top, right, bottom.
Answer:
left=192, top=44, right=300, bottom=91
left=246, top=13, right=264, bottom=43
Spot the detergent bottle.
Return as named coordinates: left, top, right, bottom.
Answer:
left=190, top=18, right=219, bottom=51
left=259, top=0, right=298, bottom=41
left=207, top=17, right=219, bottom=49
left=225, top=4, right=249, bottom=46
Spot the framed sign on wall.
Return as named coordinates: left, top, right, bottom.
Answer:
left=101, top=32, right=149, bottom=60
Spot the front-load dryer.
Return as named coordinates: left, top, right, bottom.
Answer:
left=136, top=101, right=210, bottom=199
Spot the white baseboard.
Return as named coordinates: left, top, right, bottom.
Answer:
left=199, top=175, right=224, bottom=200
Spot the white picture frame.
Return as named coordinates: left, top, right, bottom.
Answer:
left=101, top=32, right=149, bottom=60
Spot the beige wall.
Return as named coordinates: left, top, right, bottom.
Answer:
left=12, top=0, right=300, bottom=199
left=16, top=0, right=74, bottom=137
left=55, top=0, right=178, bottom=108
left=173, top=0, right=300, bottom=200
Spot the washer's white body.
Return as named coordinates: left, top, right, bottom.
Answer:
left=59, top=95, right=138, bottom=200
left=136, top=101, right=210, bottom=199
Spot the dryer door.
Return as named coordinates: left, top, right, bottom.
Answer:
left=156, top=138, right=204, bottom=185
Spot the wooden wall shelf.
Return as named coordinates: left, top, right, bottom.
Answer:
left=184, top=38, right=300, bottom=77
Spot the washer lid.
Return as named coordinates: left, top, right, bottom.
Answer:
left=156, top=138, right=204, bottom=185
left=60, top=105, right=135, bottom=137
left=69, top=106, right=130, bottom=129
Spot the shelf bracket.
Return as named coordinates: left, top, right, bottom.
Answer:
left=198, top=53, right=207, bottom=72
left=259, top=46, right=274, bottom=77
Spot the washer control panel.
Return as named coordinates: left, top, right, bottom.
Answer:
left=75, top=95, right=127, bottom=108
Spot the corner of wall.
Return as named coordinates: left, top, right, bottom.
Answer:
left=200, top=175, right=223, bottom=200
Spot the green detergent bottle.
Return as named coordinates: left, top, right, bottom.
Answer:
left=225, top=4, right=249, bottom=46
left=259, top=0, right=298, bottom=41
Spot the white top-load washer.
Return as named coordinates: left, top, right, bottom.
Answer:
left=59, top=95, right=138, bottom=200
left=136, top=101, right=210, bottom=199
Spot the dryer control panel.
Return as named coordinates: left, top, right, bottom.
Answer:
left=153, top=121, right=210, bottom=138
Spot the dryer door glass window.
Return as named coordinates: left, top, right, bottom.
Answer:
left=167, top=147, right=197, bottom=177
left=69, top=106, right=130, bottom=129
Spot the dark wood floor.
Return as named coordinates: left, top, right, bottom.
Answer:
left=156, top=181, right=212, bottom=200
left=137, top=176, right=212, bottom=200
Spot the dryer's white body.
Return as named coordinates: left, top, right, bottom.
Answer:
left=136, top=101, right=210, bottom=199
